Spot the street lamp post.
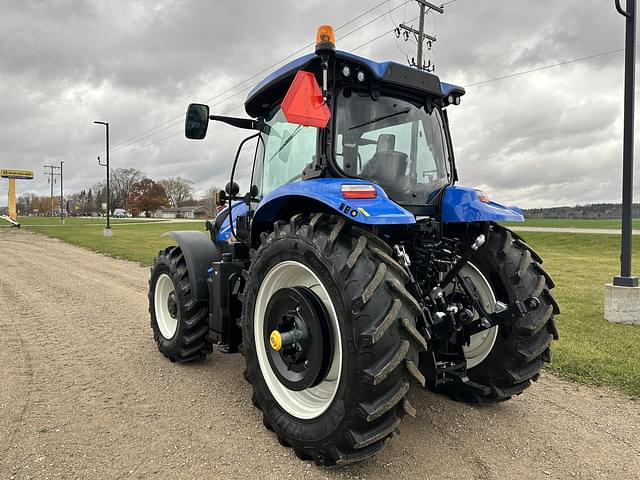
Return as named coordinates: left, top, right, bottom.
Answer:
left=94, top=121, right=112, bottom=237
left=613, top=0, right=638, bottom=287
left=606, top=0, right=640, bottom=326
left=60, top=160, right=64, bottom=224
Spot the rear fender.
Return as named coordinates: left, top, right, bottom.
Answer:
left=162, top=231, right=221, bottom=302
left=252, top=178, right=415, bottom=226
left=442, top=186, right=524, bottom=223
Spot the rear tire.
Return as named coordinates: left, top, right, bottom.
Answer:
left=436, top=224, right=559, bottom=403
left=149, top=246, right=213, bottom=362
left=242, top=214, right=426, bottom=465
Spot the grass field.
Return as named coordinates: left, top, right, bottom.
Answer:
left=503, top=218, right=640, bottom=229
left=7, top=216, right=163, bottom=226
left=520, top=231, right=640, bottom=397
left=13, top=219, right=640, bottom=397
left=22, top=220, right=204, bottom=265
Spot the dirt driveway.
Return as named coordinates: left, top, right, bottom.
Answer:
left=1, top=229, right=639, bottom=480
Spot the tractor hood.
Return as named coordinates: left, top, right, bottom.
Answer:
left=245, top=50, right=465, bottom=118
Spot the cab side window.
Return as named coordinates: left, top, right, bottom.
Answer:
left=252, top=107, right=318, bottom=198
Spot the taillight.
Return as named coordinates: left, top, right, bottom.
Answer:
left=341, top=184, right=377, bottom=199
left=477, top=191, right=490, bottom=203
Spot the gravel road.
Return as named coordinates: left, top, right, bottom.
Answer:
left=1, top=229, right=639, bottom=480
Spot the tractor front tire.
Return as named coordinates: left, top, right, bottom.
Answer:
left=242, top=214, right=426, bottom=465
left=148, top=246, right=213, bottom=362
left=436, top=224, right=559, bottom=403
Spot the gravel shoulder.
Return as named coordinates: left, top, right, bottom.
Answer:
left=1, top=229, right=639, bottom=480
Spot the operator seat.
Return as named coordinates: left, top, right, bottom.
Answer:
left=361, top=134, right=409, bottom=187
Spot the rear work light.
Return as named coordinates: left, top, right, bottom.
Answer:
left=477, top=191, right=490, bottom=203
left=341, top=184, right=377, bottom=199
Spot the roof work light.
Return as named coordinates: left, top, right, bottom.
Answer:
left=315, top=25, right=335, bottom=53
left=315, top=24, right=336, bottom=103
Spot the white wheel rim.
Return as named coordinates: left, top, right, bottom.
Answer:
left=254, top=261, right=343, bottom=420
left=447, top=262, right=498, bottom=369
left=154, top=273, right=178, bottom=339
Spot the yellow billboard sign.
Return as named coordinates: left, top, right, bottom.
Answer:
left=1, top=169, right=34, bottom=179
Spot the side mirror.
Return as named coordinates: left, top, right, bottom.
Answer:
left=225, top=181, right=240, bottom=196
left=185, top=103, right=210, bottom=139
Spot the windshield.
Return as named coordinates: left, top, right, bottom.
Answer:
left=335, top=89, right=450, bottom=205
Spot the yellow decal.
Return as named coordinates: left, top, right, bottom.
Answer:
left=357, top=207, right=370, bottom=217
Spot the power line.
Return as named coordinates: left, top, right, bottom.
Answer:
left=465, top=47, right=626, bottom=87
left=71, top=1, right=407, bottom=165
left=70, top=2, right=417, bottom=166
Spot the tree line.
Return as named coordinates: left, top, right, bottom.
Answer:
left=524, top=203, right=640, bottom=219
left=16, top=168, right=220, bottom=217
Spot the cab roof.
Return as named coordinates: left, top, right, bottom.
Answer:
left=244, top=50, right=465, bottom=118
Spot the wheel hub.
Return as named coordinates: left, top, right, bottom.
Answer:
left=167, top=291, right=178, bottom=319
left=264, top=287, right=333, bottom=392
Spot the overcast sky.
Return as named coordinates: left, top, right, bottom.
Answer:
left=0, top=0, right=637, bottom=208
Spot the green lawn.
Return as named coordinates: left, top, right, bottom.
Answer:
left=23, top=220, right=205, bottom=266
left=10, top=216, right=163, bottom=226
left=15, top=219, right=640, bottom=397
left=519, top=231, right=640, bottom=397
left=503, top=218, right=640, bottom=229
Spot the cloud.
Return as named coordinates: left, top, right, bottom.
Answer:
left=0, top=0, right=636, bottom=209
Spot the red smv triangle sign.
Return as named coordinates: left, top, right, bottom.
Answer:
left=281, top=70, right=331, bottom=128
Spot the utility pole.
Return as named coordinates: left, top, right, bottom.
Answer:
left=43, top=164, right=61, bottom=219
left=59, top=160, right=64, bottom=224
left=613, top=0, right=638, bottom=288
left=397, top=0, right=444, bottom=71
left=94, top=120, right=112, bottom=237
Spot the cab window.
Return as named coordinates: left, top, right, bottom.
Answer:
left=251, top=107, right=318, bottom=198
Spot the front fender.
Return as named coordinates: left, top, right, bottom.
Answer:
left=253, top=178, right=415, bottom=226
left=162, top=231, right=220, bottom=302
left=442, top=186, right=524, bottom=223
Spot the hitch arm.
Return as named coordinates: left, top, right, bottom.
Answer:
left=430, top=234, right=486, bottom=300
left=466, top=297, right=541, bottom=336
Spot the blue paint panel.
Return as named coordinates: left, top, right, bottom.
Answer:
left=216, top=201, right=250, bottom=241
left=245, top=53, right=315, bottom=108
left=253, top=178, right=415, bottom=226
left=245, top=50, right=465, bottom=112
left=442, top=186, right=524, bottom=223
left=441, top=82, right=466, bottom=98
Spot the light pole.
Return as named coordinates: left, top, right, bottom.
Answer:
left=606, top=0, right=639, bottom=325
left=613, top=0, right=638, bottom=288
left=60, top=160, right=64, bottom=224
left=94, top=120, right=112, bottom=236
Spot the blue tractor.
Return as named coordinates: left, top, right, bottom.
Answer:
left=148, top=26, right=559, bottom=465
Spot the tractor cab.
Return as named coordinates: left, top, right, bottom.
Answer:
left=185, top=24, right=479, bottom=239
left=243, top=37, right=465, bottom=214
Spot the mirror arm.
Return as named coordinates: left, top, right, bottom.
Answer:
left=209, top=115, right=262, bottom=131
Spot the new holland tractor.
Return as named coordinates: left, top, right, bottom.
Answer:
left=148, top=25, right=559, bottom=465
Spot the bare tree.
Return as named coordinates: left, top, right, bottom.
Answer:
left=160, top=177, right=194, bottom=208
left=110, top=168, right=145, bottom=209
left=203, top=185, right=220, bottom=213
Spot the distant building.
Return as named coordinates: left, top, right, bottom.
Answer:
left=159, top=206, right=212, bottom=219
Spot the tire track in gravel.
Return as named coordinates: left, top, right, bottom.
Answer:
left=0, top=281, right=34, bottom=471
left=2, top=229, right=640, bottom=480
